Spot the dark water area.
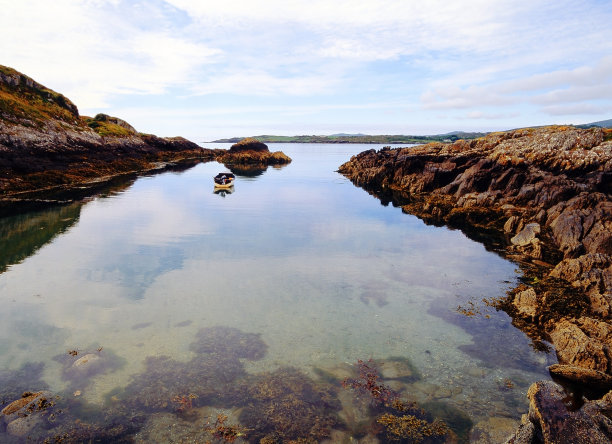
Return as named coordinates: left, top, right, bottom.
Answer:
left=0, top=144, right=554, bottom=442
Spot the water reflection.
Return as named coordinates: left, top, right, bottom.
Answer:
left=223, top=161, right=289, bottom=177
left=214, top=186, right=234, bottom=197
left=0, top=202, right=83, bottom=274
left=0, top=144, right=554, bottom=442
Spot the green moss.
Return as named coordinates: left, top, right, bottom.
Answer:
left=83, top=117, right=132, bottom=137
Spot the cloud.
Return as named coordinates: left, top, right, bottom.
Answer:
left=421, top=55, right=612, bottom=117
left=0, top=0, right=220, bottom=108
left=2, top=0, right=611, bottom=136
left=541, top=103, right=612, bottom=116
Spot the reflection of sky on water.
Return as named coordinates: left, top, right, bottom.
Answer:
left=0, top=144, right=553, bottom=420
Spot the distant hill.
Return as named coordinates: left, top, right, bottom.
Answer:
left=211, top=132, right=488, bottom=144
left=576, top=119, right=612, bottom=129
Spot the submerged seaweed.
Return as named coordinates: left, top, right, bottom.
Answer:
left=237, top=367, right=342, bottom=443
left=120, top=353, right=246, bottom=412
left=190, top=326, right=268, bottom=361
left=343, top=359, right=454, bottom=443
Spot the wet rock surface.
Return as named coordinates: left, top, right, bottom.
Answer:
left=338, top=125, right=612, bottom=441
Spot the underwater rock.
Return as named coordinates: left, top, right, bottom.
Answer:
left=1, top=391, right=53, bottom=422
left=469, top=416, right=519, bottom=444
left=5, top=414, right=43, bottom=438
left=55, top=349, right=123, bottom=386
left=121, top=353, right=246, bottom=412
left=1, top=390, right=55, bottom=440
left=190, top=326, right=268, bottom=361
left=134, top=412, right=218, bottom=444
left=377, top=357, right=420, bottom=382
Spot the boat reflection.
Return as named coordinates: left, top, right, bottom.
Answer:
left=213, top=185, right=234, bottom=197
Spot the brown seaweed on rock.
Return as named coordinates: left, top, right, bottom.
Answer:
left=236, top=367, right=342, bottom=443
left=119, top=353, right=246, bottom=412
left=342, top=360, right=454, bottom=443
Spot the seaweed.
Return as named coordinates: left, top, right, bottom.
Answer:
left=236, top=367, right=342, bottom=443
left=120, top=353, right=246, bottom=412
left=190, top=326, right=268, bottom=361
left=343, top=360, right=453, bottom=443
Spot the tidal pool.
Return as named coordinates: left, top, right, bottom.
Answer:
left=0, top=144, right=554, bottom=442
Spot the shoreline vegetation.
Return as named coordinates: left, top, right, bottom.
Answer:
left=1, top=64, right=611, bottom=441
left=210, top=119, right=612, bottom=145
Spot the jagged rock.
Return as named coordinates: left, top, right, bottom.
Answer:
left=548, top=364, right=612, bottom=389
left=504, top=215, right=523, bottom=234
left=511, top=223, right=541, bottom=247
left=513, top=287, right=538, bottom=318
left=522, top=381, right=611, bottom=443
left=504, top=415, right=536, bottom=444
left=549, top=319, right=610, bottom=373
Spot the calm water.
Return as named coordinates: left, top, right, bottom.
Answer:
left=0, top=144, right=554, bottom=442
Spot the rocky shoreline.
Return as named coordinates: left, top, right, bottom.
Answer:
left=0, top=66, right=291, bottom=203
left=338, top=126, right=612, bottom=442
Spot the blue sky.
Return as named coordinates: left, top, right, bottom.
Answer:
left=2, top=0, right=611, bottom=141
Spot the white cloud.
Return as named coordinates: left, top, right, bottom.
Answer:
left=0, top=0, right=220, bottom=108
left=1, top=0, right=611, bottom=136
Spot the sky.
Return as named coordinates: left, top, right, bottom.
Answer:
left=1, top=0, right=612, bottom=141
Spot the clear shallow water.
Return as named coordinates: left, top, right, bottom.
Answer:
left=0, top=144, right=554, bottom=442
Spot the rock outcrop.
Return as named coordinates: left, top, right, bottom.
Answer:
left=215, top=137, right=292, bottom=166
left=338, top=126, right=612, bottom=441
left=0, top=64, right=216, bottom=196
left=505, top=381, right=612, bottom=443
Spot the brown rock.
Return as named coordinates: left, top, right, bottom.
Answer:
left=228, top=137, right=269, bottom=153
left=513, top=287, right=538, bottom=318
left=549, top=319, right=610, bottom=373
left=469, top=417, right=520, bottom=444
left=1, top=391, right=43, bottom=417
left=511, top=223, right=541, bottom=247
left=524, top=381, right=611, bottom=443
left=548, top=364, right=612, bottom=389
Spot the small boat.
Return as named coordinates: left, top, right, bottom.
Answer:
left=213, top=172, right=235, bottom=189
